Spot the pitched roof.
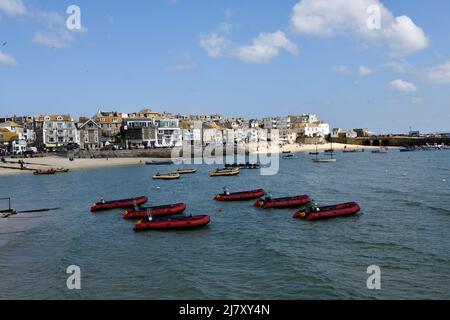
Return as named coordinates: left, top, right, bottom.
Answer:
left=0, top=129, right=18, bottom=142
left=0, top=121, right=21, bottom=128
left=78, top=118, right=101, bottom=129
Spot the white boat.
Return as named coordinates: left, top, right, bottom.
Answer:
left=372, top=147, right=388, bottom=154
left=312, top=158, right=337, bottom=163
left=312, top=136, right=336, bottom=163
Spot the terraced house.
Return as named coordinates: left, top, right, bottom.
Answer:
left=78, top=118, right=102, bottom=150
left=35, top=115, right=78, bottom=150
left=94, top=111, right=124, bottom=146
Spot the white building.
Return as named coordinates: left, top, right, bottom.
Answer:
left=12, top=140, right=27, bottom=154
left=154, top=119, right=182, bottom=147
left=36, top=115, right=77, bottom=149
left=296, top=121, right=330, bottom=137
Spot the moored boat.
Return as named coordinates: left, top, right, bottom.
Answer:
left=175, top=168, right=197, bottom=174
left=153, top=172, right=180, bottom=180
left=372, top=147, right=388, bottom=154
left=123, top=203, right=187, bottom=219
left=225, top=163, right=260, bottom=169
left=215, top=189, right=266, bottom=201
left=343, top=148, right=364, bottom=153
left=134, top=215, right=210, bottom=231
left=312, top=158, right=337, bottom=163
left=400, top=146, right=415, bottom=152
left=254, top=195, right=311, bottom=209
left=293, top=202, right=361, bottom=221
left=146, top=160, right=173, bottom=165
left=210, top=168, right=240, bottom=177
left=90, top=196, right=148, bottom=212
left=33, top=169, right=56, bottom=175
left=55, top=167, right=69, bottom=173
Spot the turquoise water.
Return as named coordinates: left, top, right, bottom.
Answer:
left=0, top=151, right=449, bottom=299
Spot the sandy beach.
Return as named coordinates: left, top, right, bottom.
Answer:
left=0, top=156, right=163, bottom=176
left=250, top=142, right=385, bottom=154
left=0, top=143, right=390, bottom=176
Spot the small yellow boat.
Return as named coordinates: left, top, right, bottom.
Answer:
left=210, top=168, right=240, bottom=177
left=153, top=172, right=181, bottom=180
left=176, top=168, right=197, bottom=174
left=55, top=167, right=70, bottom=173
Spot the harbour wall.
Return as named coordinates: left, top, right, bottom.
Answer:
left=332, top=136, right=450, bottom=147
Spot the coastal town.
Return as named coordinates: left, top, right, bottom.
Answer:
left=3, top=108, right=449, bottom=157
left=0, top=109, right=337, bottom=154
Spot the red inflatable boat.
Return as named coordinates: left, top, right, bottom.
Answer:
left=90, top=196, right=148, bottom=212
left=293, top=202, right=361, bottom=221
left=254, top=195, right=311, bottom=209
left=134, top=215, right=210, bottom=231
left=123, top=203, right=187, bottom=219
left=215, top=189, right=266, bottom=201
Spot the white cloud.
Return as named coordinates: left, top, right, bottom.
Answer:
left=199, top=33, right=231, bottom=58
left=332, top=64, right=352, bottom=75
left=389, top=79, right=417, bottom=92
left=32, top=11, right=87, bottom=48
left=0, top=51, right=17, bottom=66
left=358, top=65, right=373, bottom=76
left=200, top=31, right=298, bottom=64
left=425, top=60, right=450, bottom=84
left=0, top=0, right=26, bottom=16
left=291, top=0, right=429, bottom=56
left=233, top=31, right=299, bottom=64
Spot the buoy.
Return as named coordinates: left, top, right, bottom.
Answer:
left=156, top=186, right=161, bottom=189
left=443, top=179, right=447, bottom=182
left=218, top=208, right=223, bottom=213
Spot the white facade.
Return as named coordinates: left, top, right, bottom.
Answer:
left=42, top=116, right=77, bottom=147
left=298, top=122, right=330, bottom=137
left=12, top=140, right=27, bottom=154
left=154, top=119, right=182, bottom=147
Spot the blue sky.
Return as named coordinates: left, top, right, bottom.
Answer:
left=1, top=0, right=450, bottom=133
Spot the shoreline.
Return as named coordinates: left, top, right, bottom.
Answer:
left=0, top=143, right=392, bottom=176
